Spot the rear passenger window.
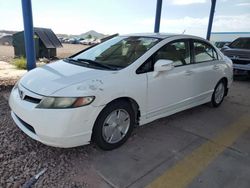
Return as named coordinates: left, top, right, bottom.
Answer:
left=194, top=41, right=218, bottom=63
left=155, top=40, right=191, bottom=67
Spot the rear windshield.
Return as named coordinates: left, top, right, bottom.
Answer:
left=229, top=38, right=250, bottom=49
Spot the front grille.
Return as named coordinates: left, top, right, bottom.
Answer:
left=232, top=59, right=250, bottom=65
left=18, top=87, right=41, bottom=104
left=15, top=114, right=36, bottom=134
left=225, top=51, right=250, bottom=59
left=227, top=54, right=250, bottom=59
left=23, top=95, right=41, bottom=104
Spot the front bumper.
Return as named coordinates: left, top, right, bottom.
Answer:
left=233, top=64, right=250, bottom=75
left=233, top=63, right=250, bottom=71
left=9, top=85, right=103, bottom=148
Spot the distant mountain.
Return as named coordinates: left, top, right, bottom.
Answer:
left=0, top=30, right=17, bottom=35
left=79, top=30, right=105, bottom=39
left=1, top=29, right=106, bottom=39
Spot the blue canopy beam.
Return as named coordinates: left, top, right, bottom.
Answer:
left=206, top=0, right=217, bottom=40
left=154, top=0, right=163, bottom=33
left=21, top=0, right=36, bottom=70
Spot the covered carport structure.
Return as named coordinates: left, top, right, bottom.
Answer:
left=21, top=0, right=217, bottom=70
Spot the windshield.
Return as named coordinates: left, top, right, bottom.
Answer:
left=72, top=36, right=159, bottom=69
left=229, top=38, right=250, bottom=49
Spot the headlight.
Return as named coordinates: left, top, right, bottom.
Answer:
left=13, top=80, right=19, bottom=90
left=36, top=96, right=95, bottom=109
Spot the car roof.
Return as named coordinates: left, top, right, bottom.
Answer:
left=120, top=33, right=204, bottom=40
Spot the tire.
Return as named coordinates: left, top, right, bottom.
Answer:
left=92, top=100, right=135, bottom=150
left=210, top=80, right=226, bottom=107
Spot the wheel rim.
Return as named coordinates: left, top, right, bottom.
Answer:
left=102, top=109, right=130, bottom=144
left=215, top=82, right=225, bottom=104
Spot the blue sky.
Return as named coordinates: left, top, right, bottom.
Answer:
left=0, top=0, right=249, bottom=37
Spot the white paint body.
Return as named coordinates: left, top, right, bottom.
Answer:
left=9, top=34, right=233, bottom=148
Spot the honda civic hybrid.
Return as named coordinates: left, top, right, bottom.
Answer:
left=9, top=34, right=233, bottom=150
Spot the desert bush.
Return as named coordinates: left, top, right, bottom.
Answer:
left=13, top=57, right=27, bottom=70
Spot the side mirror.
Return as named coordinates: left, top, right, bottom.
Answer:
left=153, top=59, right=174, bottom=77
left=221, top=45, right=229, bottom=52
left=222, top=44, right=229, bottom=49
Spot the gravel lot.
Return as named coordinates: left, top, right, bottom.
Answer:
left=0, top=84, right=101, bottom=188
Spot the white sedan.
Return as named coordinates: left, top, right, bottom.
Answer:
left=9, top=33, right=233, bottom=150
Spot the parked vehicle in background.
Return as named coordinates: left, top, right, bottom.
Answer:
left=0, top=34, right=13, bottom=45
left=221, top=37, right=250, bottom=76
left=68, top=38, right=80, bottom=44
left=80, top=38, right=95, bottom=45
left=91, top=39, right=101, bottom=45
left=9, top=33, right=233, bottom=150
left=211, top=32, right=250, bottom=44
left=214, top=41, right=230, bottom=49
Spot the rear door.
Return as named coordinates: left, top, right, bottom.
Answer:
left=190, top=39, right=222, bottom=99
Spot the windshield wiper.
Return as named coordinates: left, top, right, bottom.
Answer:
left=64, top=58, right=118, bottom=70
left=64, top=58, right=86, bottom=64
left=76, top=58, right=117, bottom=70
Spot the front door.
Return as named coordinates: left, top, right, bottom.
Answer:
left=145, top=39, right=194, bottom=119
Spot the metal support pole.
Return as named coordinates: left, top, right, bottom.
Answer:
left=154, top=0, right=162, bottom=33
left=206, top=0, right=217, bottom=40
left=21, top=0, right=36, bottom=70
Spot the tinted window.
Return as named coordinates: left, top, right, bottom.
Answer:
left=155, top=41, right=191, bottom=67
left=194, top=41, right=218, bottom=63
left=229, top=38, right=250, bottom=49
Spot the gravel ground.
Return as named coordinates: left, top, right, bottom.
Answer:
left=0, top=83, right=99, bottom=187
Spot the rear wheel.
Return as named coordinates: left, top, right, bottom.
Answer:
left=210, top=80, right=226, bottom=107
left=92, top=101, right=135, bottom=150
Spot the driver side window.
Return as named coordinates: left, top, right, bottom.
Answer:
left=155, top=40, right=191, bottom=67
left=136, top=40, right=191, bottom=74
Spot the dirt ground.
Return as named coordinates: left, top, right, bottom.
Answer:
left=0, top=44, right=88, bottom=63
left=56, top=44, right=88, bottom=59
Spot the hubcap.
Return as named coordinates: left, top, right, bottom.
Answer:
left=215, top=83, right=225, bottom=104
left=102, top=109, right=130, bottom=144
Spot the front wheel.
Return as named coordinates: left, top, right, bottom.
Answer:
left=210, top=80, right=226, bottom=107
left=92, top=101, right=135, bottom=150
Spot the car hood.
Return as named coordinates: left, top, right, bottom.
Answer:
left=20, top=60, right=113, bottom=96
left=222, top=48, right=250, bottom=59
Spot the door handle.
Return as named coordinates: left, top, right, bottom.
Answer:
left=213, top=65, right=220, bottom=70
left=185, top=70, right=194, bottom=76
